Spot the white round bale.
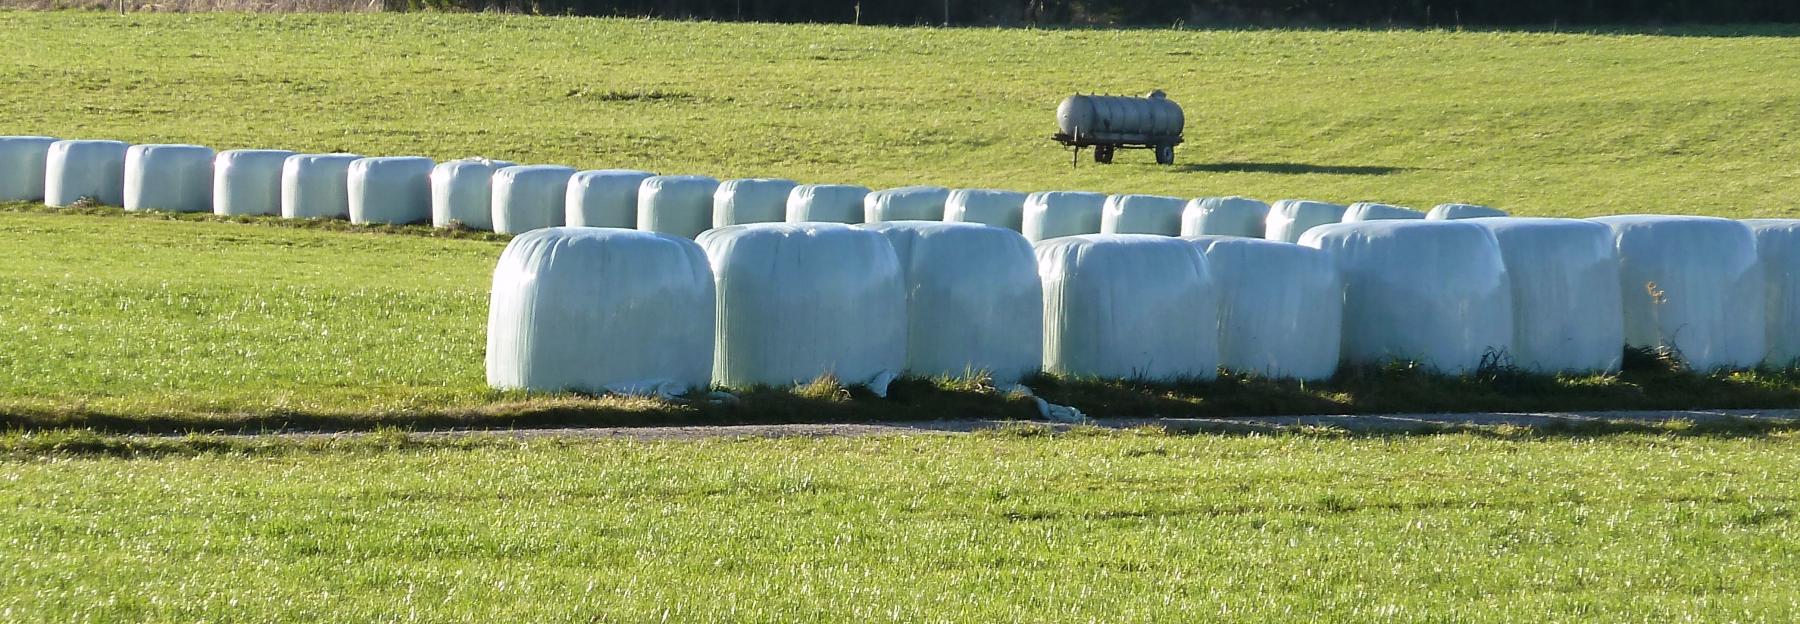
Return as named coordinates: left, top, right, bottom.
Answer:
left=1101, top=194, right=1187, bottom=236
left=45, top=139, right=129, bottom=207
left=1021, top=191, right=1106, bottom=243
left=943, top=189, right=1028, bottom=231
left=864, top=185, right=950, bottom=224
left=785, top=183, right=869, bottom=224
left=430, top=158, right=515, bottom=230
left=1591, top=215, right=1765, bottom=371
left=699, top=223, right=906, bottom=389
left=864, top=221, right=1043, bottom=384
left=1188, top=236, right=1341, bottom=380
left=1036, top=234, right=1219, bottom=381
left=492, top=165, right=576, bottom=235
left=1745, top=219, right=1800, bottom=367
left=1341, top=202, right=1425, bottom=222
left=213, top=149, right=296, bottom=217
left=486, top=227, right=715, bottom=395
left=1468, top=217, right=1625, bottom=373
left=566, top=169, right=654, bottom=228
left=1265, top=199, right=1347, bottom=242
left=1300, top=220, right=1513, bottom=375
left=1428, top=203, right=1508, bottom=220
left=713, top=178, right=798, bottom=228
left=0, top=136, right=57, bottom=201
left=281, top=153, right=361, bottom=219
left=348, top=156, right=434, bottom=225
left=1180, top=196, right=1269, bottom=238
left=124, top=144, right=214, bottom=213
left=638, top=175, right=720, bottom=238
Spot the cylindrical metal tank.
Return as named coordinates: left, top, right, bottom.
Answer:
left=1056, top=90, right=1184, bottom=144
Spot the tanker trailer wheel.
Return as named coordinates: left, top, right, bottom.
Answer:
left=1155, top=144, right=1175, bottom=165
left=1094, top=145, right=1115, bottom=164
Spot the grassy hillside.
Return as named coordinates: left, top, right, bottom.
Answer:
left=2, top=13, right=1797, bottom=217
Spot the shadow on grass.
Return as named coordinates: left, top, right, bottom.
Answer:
left=0, top=201, right=513, bottom=242
left=1175, top=162, right=1411, bottom=176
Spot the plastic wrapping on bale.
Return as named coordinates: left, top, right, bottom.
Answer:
left=124, top=144, right=215, bottom=213
left=1188, top=236, right=1341, bottom=380
left=1745, top=220, right=1800, bottom=367
left=785, top=183, right=870, bottom=224
left=566, top=169, right=654, bottom=228
left=0, top=136, right=57, bottom=201
left=1468, top=218, right=1624, bottom=373
left=491, top=165, right=576, bottom=235
left=486, top=227, right=714, bottom=395
left=213, top=149, right=296, bottom=217
left=864, top=185, right=950, bottom=223
left=430, top=158, right=515, bottom=230
left=281, top=153, right=360, bottom=219
left=713, top=178, right=798, bottom=227
left=1101, top=194, right=1187, bottom=236
left=1036, top=234, right=1219, bottom=381
left=1265, top=199, right=1347, bottom=242
left=1592, top=215, right=1765, bottom=371
left=1022, top=191, right=1106, bottom=243
left=1341, top=202, right=1425, bottom=222
left=1428, top=203, right=1508, bottom=220
left=1180, top=196, right=1269, bottom=238
left=1300, top=221, right=1513, bottom=375
left=348, top=156, right=434, bottom=225
left=865, top=222, right=1043, bottom=384
left=638, top=175, right=720, bottom=238
left=45, top=139, right=129, bottom=207
left=943, top=189, right=1028, bottom=231
left=699, top=223, right=905, bottom=390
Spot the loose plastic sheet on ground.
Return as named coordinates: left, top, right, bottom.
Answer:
left=492, top=165, right=576, bottom=235
left=1301, top=220, right=1513, bottom=374
left=431, top=158, right=514, bottom=230
left=713, top=178, right=797, bottom=227
left=212, top=150, right=295, bottom=217
left=638, top=175, right=720, bottom=238
left=865, top=221, right=1043, bottom=383
left=943, top=189, right=1028, bottom=231
left=786, top=184, right=869, bottom=224
left=1746, top=219, right=1800, bottom=367
left=1036, top=234, right=1219, bottom=381
left=487, top=227, right=715, bottom=395
left=699, top=223, right=905, bottom=389
left=282, top=154, right=361, bottom=220
left=124, top=144, right=214, bottom=213
left=0, top=136, right=56, bottom=201
left=1468, top=217, right=1624, bottom=373
left=1101, top=194, right=1187, bottom=235
left=566, top=169, right=654, bottom=228
left=1188, top=236, right=1341, bottom=380
left=1265, top=199, right=1347, bottom=242
left=45, top=139, right=129, bottom=207
left=864, top=186, right=950, bottom=223
left=1022, top=191, right=1106, bottom=243
left=1592, top=215, right=1766, bottom=371
left=348, top=156, right=434, bottom=225
left=1341, top=202, right=1425, bottom=222
left=1180, top=196, right=1269, bottom=238
left=1428, top=203, right=1508, bottom=220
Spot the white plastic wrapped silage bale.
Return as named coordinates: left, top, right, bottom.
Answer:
left=1036, top=234, right=1219, bottom=381
left=1021, top=191, right=1106, bottom=243
left=486, top=227, right=715, bottom=395
left=1180, top=196, right=1269, bottom=238
left=566, top=169, right=654, bottom=228
left=785, top=183, right=869, bottom=224
left=638, top=175, right=720, bottom=238
left=0, top=136, right=57, bottom=201
left=864, top=221, right=1043, bottom=384
left=864, top=185, right=950, bottom=223
left=45, top=139, right=129, bottom=207
left=1265, top=199, right=1347, bottom=242
left=943, top=189, right=1028, bottom=231
left=281, top=153, right=360, bottom=219
left=1745, top=219, right=1800, bottom=367
left=491, top=165, right=576, bottom=235
left=348, top=156, right=434, bottom=225
left=1300, top=220, right=1513, bottom=374
left=1101, top=194, right=1187, bottom=236
left=1591, top=215, right=1765, bottom=371
left=1428, top=203, right=1508, bottom=220
left=1467, top=217, right=1624, bottom=373
left=213, top=149, right=296, bottom=217
left=1341, top=202, right=1425, bottom=222
left=430, top=158, right=515, bottom=230
left=713, top=178, right=798, bottom=228
left=124, top=144, right=215, bottom=213
left=699, top=223, right=906, bottom=390
left=1187, top=236, right=1341, bottom=380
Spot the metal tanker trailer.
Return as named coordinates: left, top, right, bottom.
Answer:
left=1053, top=90, right=1184, bottom=166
